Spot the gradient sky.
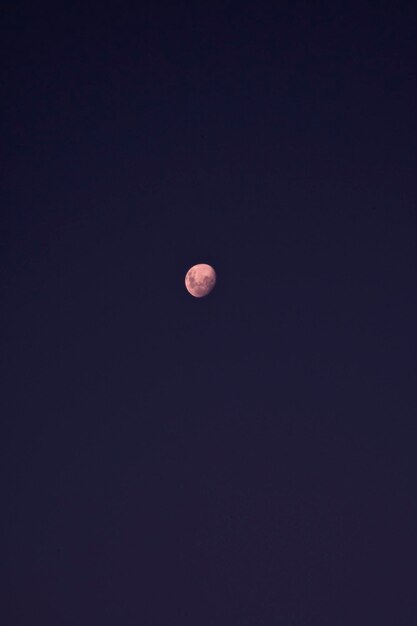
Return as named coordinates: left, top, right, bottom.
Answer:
left=2, top=1, right=417, bottom=624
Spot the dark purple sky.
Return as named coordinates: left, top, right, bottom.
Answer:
left=2, top=1, right=417, bottom=624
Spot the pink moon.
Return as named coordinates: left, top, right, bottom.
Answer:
left=185, top=263, right=216, bottom=298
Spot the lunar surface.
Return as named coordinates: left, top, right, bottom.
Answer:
left=185, top=263, right=216, bottom=298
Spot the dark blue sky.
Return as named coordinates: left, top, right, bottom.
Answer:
left=2, top=1, right=417, bottom=624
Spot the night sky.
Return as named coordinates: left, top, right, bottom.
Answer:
left=2, top=2, right=417, bottom=624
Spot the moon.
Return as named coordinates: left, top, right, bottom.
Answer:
left=185, top=263, right=216, bottom=298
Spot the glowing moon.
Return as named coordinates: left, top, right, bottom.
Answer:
left=185, top=263, right=216, bottom=298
